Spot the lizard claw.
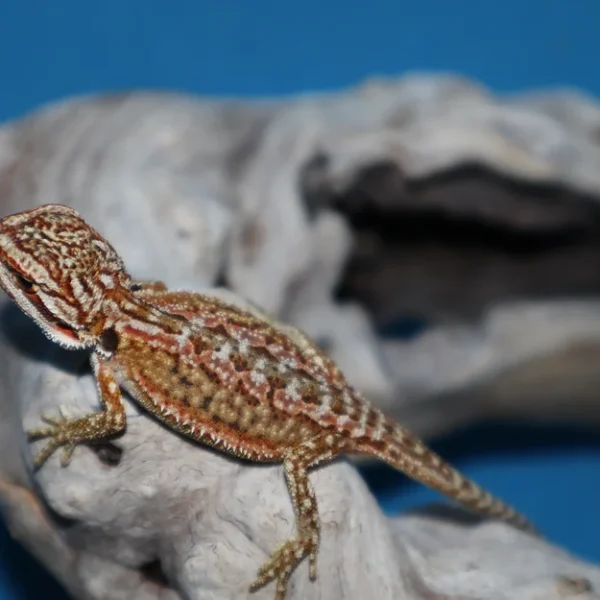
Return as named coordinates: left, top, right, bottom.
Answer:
left=250, top=537, right=315, bottom=600
left=60, top=443, right=76, bottom=467
left=40, top=413, right=60, bottom=426
left=39, top=404, right=72, bottom=426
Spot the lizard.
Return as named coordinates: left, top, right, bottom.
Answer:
left=0, top=204, right=536, bottom=599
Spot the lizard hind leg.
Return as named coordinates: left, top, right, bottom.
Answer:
left=250, top=431, right=347, bottom=600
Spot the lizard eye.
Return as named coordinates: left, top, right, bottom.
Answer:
left=15, top=274, right=34, bottom=291
left=6, top=266, right=35, bottom=292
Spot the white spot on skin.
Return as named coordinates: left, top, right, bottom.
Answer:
left=255, top=358, right=268, bottom=371
left=314, top=405, right=332, bottom=419
left=99, top=273, right=114, bottom=288
left=285, top=379, right=302, bottom=402
left=412, top=442, right=425, bottom=455
left=176, top=331, right=190, bottom=349
left=213, top=342, right=233, bottom=361
left=70, top=276, right=87, bottom=301
left=250, top=370, right=267, bottom=385
left=238, top=338, right=250, bottom=354
left=342, top=390, right=354, bottom=406
left=337, top=415, right=351, bottom=427
left=351, top=408, right=370, bottom=438
left=282, top=357, right=298, bottom=369
left=371, top=411, right=386, bottom=441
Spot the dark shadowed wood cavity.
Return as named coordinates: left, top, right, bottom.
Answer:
left=301, top=158, right=600, bottom=336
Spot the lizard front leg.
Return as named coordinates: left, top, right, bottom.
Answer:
left=250, top=432, right=348, bottom=600
left=27, top=355, right=126, bottom=468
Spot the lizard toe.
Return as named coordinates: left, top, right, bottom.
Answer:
left=250, top=537, right=315, bottom=599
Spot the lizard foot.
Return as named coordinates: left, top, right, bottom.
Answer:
left=26, top=406, right=82, bottom=468
left=26, top=404, right=124, bottom=469
left=250, top=537, right=316, bottom=600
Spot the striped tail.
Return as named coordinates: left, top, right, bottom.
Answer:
left=353, top=411, right=537, bottom=533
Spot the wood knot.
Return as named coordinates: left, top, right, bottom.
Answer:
left=557, top=575, right=593, bottom=595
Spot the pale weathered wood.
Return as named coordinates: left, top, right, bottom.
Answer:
left=0, top=76, right=600, bottom=598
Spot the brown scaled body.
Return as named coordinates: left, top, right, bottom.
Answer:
left=0, top=204, right=536, bottom=600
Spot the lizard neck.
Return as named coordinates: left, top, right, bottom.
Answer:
left=101, top=288, right=188, bottom=337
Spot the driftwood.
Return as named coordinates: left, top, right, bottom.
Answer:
left=0, top=74, right=600, bottom=598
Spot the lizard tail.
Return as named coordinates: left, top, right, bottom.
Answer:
left=353, top=411, right=537, bottom=534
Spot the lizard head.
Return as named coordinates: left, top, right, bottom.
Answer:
left=0, top=204, right=130, bottom=349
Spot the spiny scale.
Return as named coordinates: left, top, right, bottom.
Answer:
left=0, top=204, right=536, bottom=600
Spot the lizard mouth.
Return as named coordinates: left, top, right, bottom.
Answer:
left=0, top=263, right=80, bottom=345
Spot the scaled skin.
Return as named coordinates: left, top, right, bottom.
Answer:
left=0, top=204, right=536, bottom=600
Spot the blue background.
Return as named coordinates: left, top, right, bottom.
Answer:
left=0, top=1, right=599, bottom=597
